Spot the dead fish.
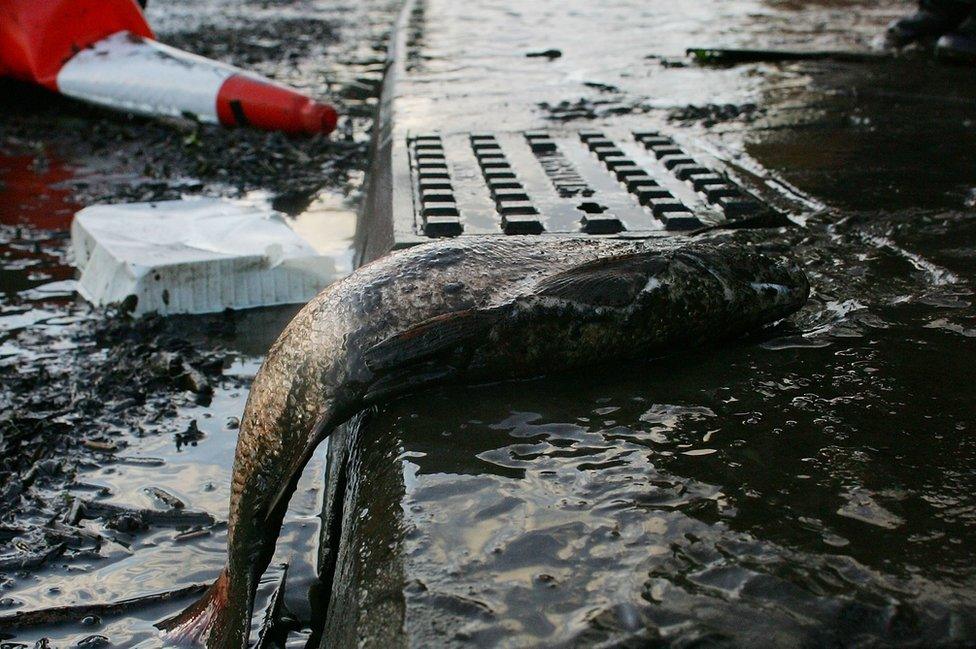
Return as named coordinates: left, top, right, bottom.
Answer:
left=157, top=236, right=809, bottom=647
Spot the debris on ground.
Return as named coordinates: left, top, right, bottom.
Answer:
left=668, top=103, right=765, bottom=127
left=0, top=2, right=400, bottom=643
left=72, top=198, right=343, bottom=315
left=0, top=309, right=238, bottom=575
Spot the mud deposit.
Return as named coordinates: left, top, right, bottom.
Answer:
left=1, top=0, right=399, bottom=646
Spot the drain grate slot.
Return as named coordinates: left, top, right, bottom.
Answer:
left=471, top=134, right=544, bottom=234
left=633, top=131, right=764, bottom=221
left=580, top=132, right=701, bottom=231
left=524, top=131, right=594, bottom=199
left=577, top=201, right=623, bottom=234
left=409, top=134, right=463, bottom=237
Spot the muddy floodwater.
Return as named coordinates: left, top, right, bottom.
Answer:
left=358, top=215, right=976, bottom=644
left=2, top=0, right=976, bottom=647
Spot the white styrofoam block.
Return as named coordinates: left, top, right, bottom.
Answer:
left=71, top=198, right=341, bottom=315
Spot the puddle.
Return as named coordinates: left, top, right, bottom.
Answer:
left=0, top=154, right=77, bottom=303
left=353, top=250, right=976, bottom=642
left=286, top=186, right=362, bottom=278
left=0, top=0, right=400, bottom=645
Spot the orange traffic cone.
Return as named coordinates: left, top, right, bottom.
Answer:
left=0, top=0, right=338, bottom=136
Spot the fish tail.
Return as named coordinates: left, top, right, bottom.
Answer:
left=156, top=569, right=231, bottom=646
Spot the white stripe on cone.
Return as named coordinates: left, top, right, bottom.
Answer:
left=57, top=30, right=244, bottom=123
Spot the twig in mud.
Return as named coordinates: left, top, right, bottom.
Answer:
left=173, top=528, right=210, bottom=543
left=43, top=521, right=106, bottom=549
left=113, top=456, right=166, bottom=467
left=75, top=498, right=216, bottom=527
left=144, top=487, right=185, bottom=509
left=592, top=628, right=659, bottom=648
left=0, top=583, right=207, bottom=630
left=0, top=543, right=66, bottom=571
left=63, top=498, right=85, bottom=526
left=67, top=481, right=112, bottom=495
left=0, top=525, right=26, bottom=543
left=81, top=439, right=119, bottom=453
left=686, top=47, right=891, bottom=65
left=256, top=563, right=289, bottom=649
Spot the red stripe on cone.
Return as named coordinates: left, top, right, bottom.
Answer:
left=216, top=75, right=339, bottom=136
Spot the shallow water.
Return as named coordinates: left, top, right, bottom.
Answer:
left=323, top=0, right=976, bottom=646
left=0, top=0, right=398, bottom=645
left=360, top=209, right=976, bottom=644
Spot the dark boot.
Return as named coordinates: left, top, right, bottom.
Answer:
left=885, top=0, right=971, bottom=48
left=936, top=11, right=976, bottom=62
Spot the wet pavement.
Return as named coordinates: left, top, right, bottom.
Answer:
left=342, top=208, right=976, bottom=645
left=2, top=0, right=976, bottom=647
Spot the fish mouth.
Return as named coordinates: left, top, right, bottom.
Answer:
left=749, top=254, right=810, bottom=311
left=674, top=245, right=810, bottom=319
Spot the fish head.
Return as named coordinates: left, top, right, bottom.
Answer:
left=631, top=243, right=810, bottom=341
left=515, top=240, right=809, bottom=365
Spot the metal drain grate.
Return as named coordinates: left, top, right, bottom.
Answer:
left=632, top=131, right=764, bottom=220
left=471, top=133, right=544, bottom=235
left=579, top=130, right=701, bottom=231
left=401, top=129, right=776, bottom=245
left=408, top=135, right=463, bottom=237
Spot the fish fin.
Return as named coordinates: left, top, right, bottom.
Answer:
left=364, top=363, right=458, bottom=404
left=363, top=308, right=500, bottom=372
left=534, top=252, right=668, bottom=308
left=156, top=568, right=230, bottom=646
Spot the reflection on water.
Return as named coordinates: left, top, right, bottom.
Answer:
left=0, top=349, right=328, bottom=648
left=288, top=186, right=362, bottom=278
left=0, top=153, right=79, bottom=231
left=743, top=57, right=976, bottom=213
left=0, top=92, right=329, bottom=649
left=0, top=153, right=77, bottom=302
left=358, top=213, right=976, bottom=643
left=327, top=0, right=976, bottom=642
left=0, top=150, right=329, bottom=646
